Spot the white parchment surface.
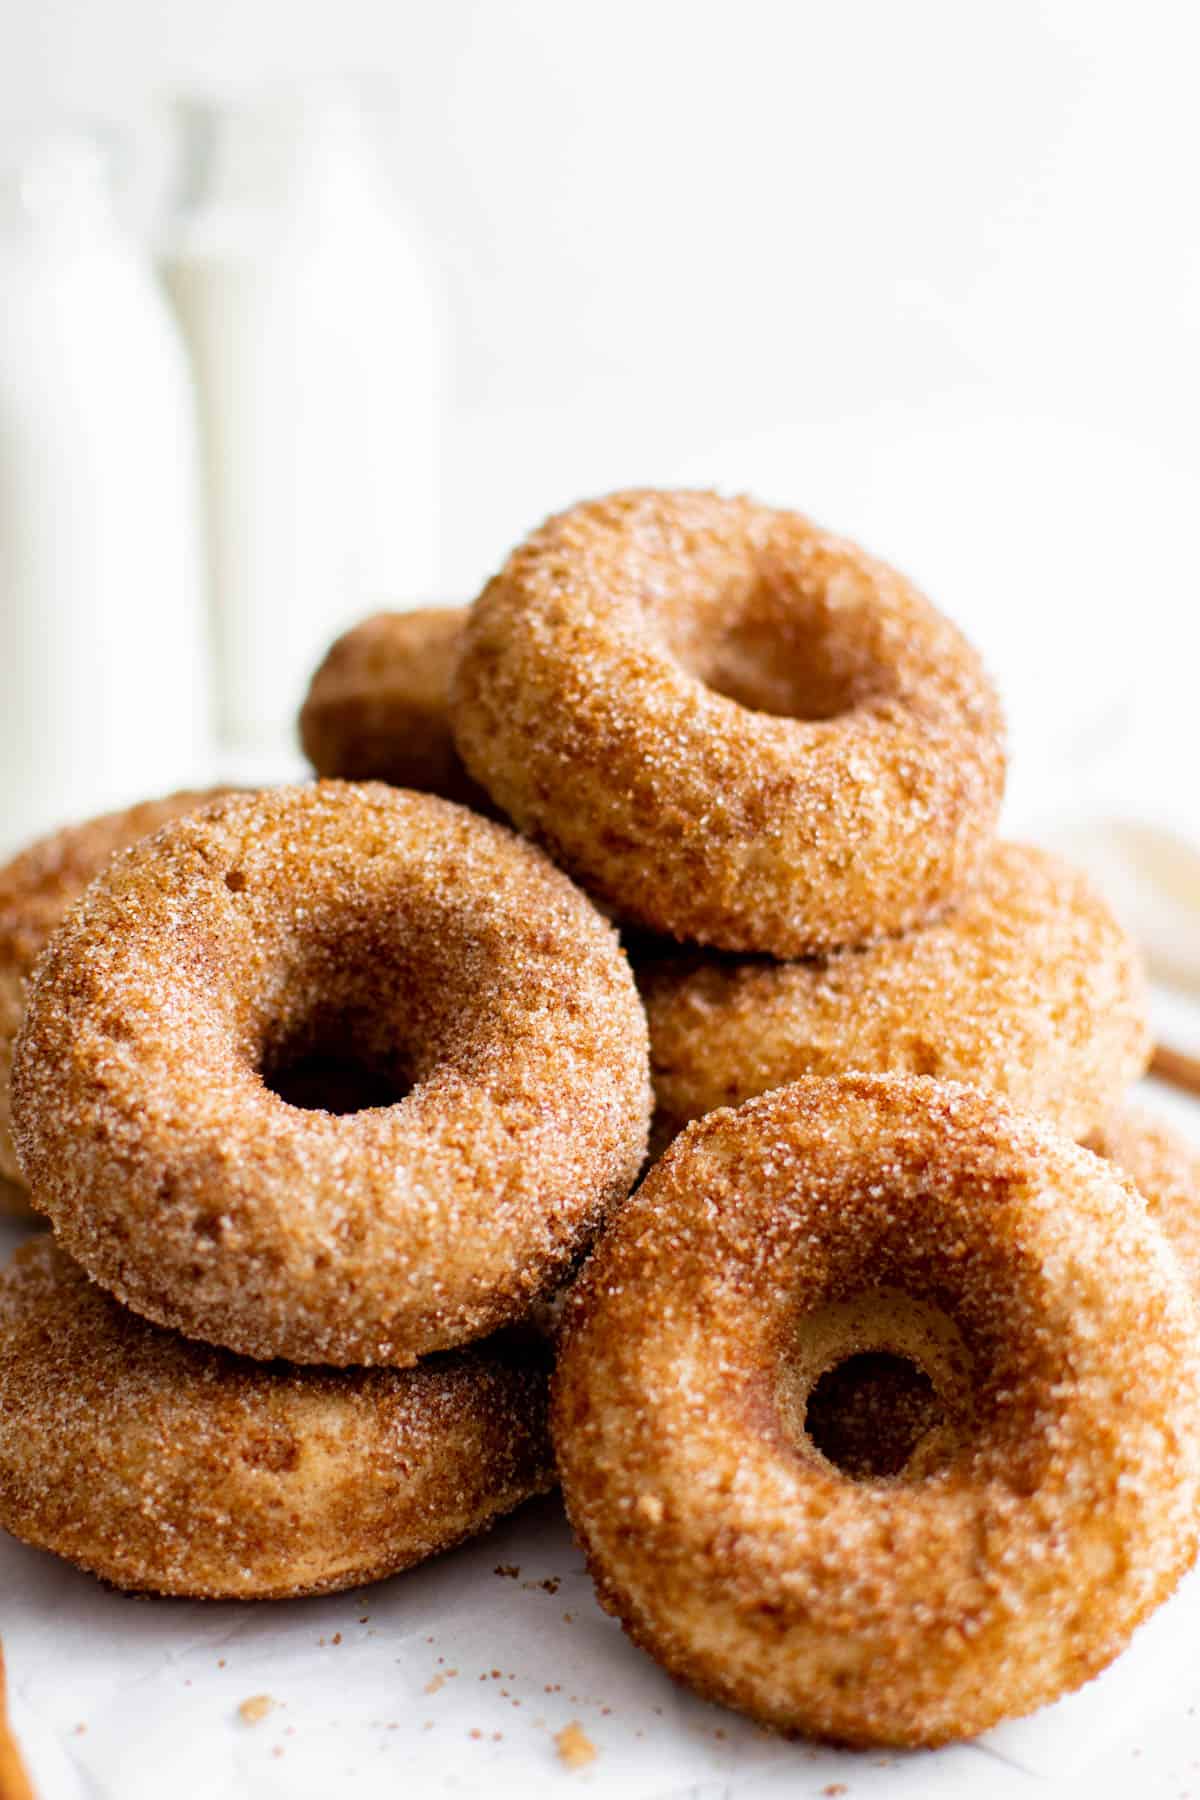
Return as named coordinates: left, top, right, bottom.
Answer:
left=5, top=1071, right=1200, bottom=1800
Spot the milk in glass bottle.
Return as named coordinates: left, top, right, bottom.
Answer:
left=164, top=90, right=444, bottom=755
left=0, top=128, right=211, bottom=851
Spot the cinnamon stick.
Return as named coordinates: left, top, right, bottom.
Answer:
left=0, top=1642, right=35, bottom=1800
left=1150, top=1042, right=1200, bottom=1101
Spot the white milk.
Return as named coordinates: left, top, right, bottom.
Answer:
left=164, top=94, right=444, bottom=752
left=0, top=129, right=212, bottom=854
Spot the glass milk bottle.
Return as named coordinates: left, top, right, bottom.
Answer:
left=164, top=91, right=444, bottom=756
left=0, top=128, right=212, bottom=853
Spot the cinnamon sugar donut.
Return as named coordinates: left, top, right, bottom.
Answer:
left=300, top=608, right=488, bottom=809
left=0, top=1237, right=552, bottom=1600
left=640, top=842, right=1150, bottom=1150
left=453, top=490, right=1006, bottom=954
left=1088, top=1106, right=1200, bottom=1293
left=788, top=1105, right=1200, bottom=1488
left=0, top=790, right=234, bottom=1218
left=12, top=783, right=650, bottom=1365
left=553, top=1075, right=1200, bottom=1747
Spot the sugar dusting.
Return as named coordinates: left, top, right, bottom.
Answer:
left=553, top=1074, right=1200, bottom=1747
left=10, top=782, right=650, bottom=1365
left=0, top=1236, right=554, bottom=1599
left=639, top=841, right=1151, bottom=1148
left=300, top=608, right=489, bottom=811
left=0, top=788, right=234, bottom=1198
left=1087, top=1104, right=1200, bottom=1293
left=452, top=489, right=1006, bottom=955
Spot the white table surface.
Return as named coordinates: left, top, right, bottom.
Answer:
left=5, top=1070, right=1200, bottom=1800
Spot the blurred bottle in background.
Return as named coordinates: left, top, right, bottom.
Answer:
left=0, top=126, right=211, bottom=853
left=164, top=87, right=444, bottom=761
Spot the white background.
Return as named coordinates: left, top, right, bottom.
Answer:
left=4, top=6, right=1200, bottom=1795
left=3, top=0, right=1197, bottom=818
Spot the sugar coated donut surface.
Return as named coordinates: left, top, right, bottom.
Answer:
left=453, top=490, right=1006, bottom=953
left=300, top=608, right=486, bottom=807
left=553, top=1075, right=1200, bottom=1747
left=0, top=790, right=234, bottom=1216
left=12, top=783, right=650, bottom=1365
left=0, top=1238, right=552, bottom=1599
left=1088, top=1105, right=1200, bottom=1294
left=640, top=842, right=1149, bottom=1149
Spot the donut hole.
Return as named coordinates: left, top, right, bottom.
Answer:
left=655, top=574, right=897, bottom=722
left=777, top=1287, right=974, bottom=1482
left=804, top=1351, right=944, bottom=1480
left=261, top=1011, right=411, bottom=1116
left=245, top=901, right=512, bottom=1119
left=265, top=1050, right=402, bottom=1114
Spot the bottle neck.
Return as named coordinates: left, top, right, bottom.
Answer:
left=0, top=128, right=119, bottom=243
left=173, top=91, right=383, bottom=226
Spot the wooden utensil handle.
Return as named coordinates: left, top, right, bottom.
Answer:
left=1151, top=1043, right=1200, bottom=1100
left=0, top=1644, right=35, bottom=1800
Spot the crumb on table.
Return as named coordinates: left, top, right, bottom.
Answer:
left=555, top=1721, right=597, bottom=1769
left=238, top=1695, right=275, bottom=1725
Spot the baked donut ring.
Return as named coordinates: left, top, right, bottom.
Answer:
left=1088, top=1105, right=1200, bottom=1294
left=0, top=790, right=234, bottom=1219
left=0, top=1238, right=552, bottom=1600
left=553, top=1075, right=1200, bottom=1747
left=453, top=491, right=1006, bottom=954
left=12, top=783, right=650, bottom=1365
left=811, top=1107, right=1200, bottom=1483
left=300, top=608, right=488, bottom=810
left=639, top=842, right=1150, bottom=1150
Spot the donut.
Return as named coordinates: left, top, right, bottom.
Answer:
left=639, top=841, right=1150, bottom=1151
left=1088, top=1105, right=1200, bottom=1294
left=452, top=490, right=1006, bottom=954
left=799, top=1106, right=1200, bottom=1486
left=0, top=1237, right=552, bottom=1599
left=300, top=608, right=488, bottom=809
left=553, top=1074, right=1200, bottom=1747
left=733, top=1103, right=1200, bottom=1488
left=0, top=790, right=234, bottom=1218
left=12, top=783, right=650, bottom=1365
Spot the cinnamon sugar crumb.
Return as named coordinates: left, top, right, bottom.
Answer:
left=555, top=1722, right=597, bottom=1769
left=238, top=1695, right=275, bottom=1725
left=495, top=1563, right=520, bottom=1579
left=424, top=1675, right=445, bottom=1695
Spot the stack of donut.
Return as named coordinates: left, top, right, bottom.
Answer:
left=1, top=489, right=1196, bottom=1753
left=0, top=783, right=650, bottom=1597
